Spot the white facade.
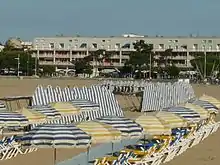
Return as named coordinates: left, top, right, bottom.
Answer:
left=32, top=35, right=220, bottom=71
left=0, top=45, right=4, bottom=52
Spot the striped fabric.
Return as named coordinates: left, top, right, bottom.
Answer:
left=71, top=99, right=100, bottom=108
left=97, top=116, right=143, bottom=138
left=29, top=105, right=61, bottom=118
left=21, top=124, right=91, bottom=148
left=155, top=111, right=188, bottom=128
left=77, top=121, right=122, bottom=143
left=141, top=82, right=195, bottom=111
left=135, top=115, right=171, bottom=135
left=0, top=102, right=7, bottom=112
left=165, top=107, right=201, bottom=122
left=0, top=112, right=29, bottom=127
left=183, top=103, right=209, bottom=119
left=190, top=100, right=219, bottom=113
left=199, top=95, right=220, bottom=109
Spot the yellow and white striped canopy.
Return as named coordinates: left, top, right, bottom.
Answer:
left=50, top=102, right=80, bottom=115
left=76, top=121, right=122, bottom=143
left=155, top=111, right=188, bottom=128
left=183, top=103, right=209, bottom=119
left=199, top=95, right=220, bottom=109
left=16, top=108, right=47, bottom=124
left=135, top=115, right=171, bottom=135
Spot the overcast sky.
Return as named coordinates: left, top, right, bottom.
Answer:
left=0, top=0, right=220, bottom=42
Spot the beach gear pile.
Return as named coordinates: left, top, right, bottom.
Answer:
left=0, top=81, right=219, bottom=165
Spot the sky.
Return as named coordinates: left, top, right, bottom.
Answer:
left=0, top=0, right=220, bottom=42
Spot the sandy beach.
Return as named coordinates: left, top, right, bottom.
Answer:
left=0, top=78, right=219, bottom=165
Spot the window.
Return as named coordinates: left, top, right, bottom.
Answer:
left=175, top=45, right=178, bottom=50
left=122, top=43, right=130, bottom=49
left=69, top=40, right=72, bottom=42
left=174, top=40, right=178, bottom=43
left=202, top=40, right=206, bottom=43
left=102, top=40, right=105, bottom=42
left=217, top=44, right=220, bottom=50
left=193, top=44, right=198, bottom=50
left=80, top=43, right=87, bottom=48
left=208, top=40, right=212, bottom=43
left=92, top=43, right=97, bottom=48
left=59, top=43, right=64, bottom=49
left=115, top=43, right=120, bottom=49
left=168, top=45, right=172, bottom=49
left=159, top=44, right=164, bottom=49
left=49, top=43, right=54, bottom=49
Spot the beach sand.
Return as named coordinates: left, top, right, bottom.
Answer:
left=0, top=79, right=219, bottom=165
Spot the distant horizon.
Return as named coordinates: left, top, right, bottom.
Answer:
left=1, top=0, right=220, bottom=42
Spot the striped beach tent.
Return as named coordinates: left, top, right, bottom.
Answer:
left=135, top=115, right=171, bottom=135
left=0, top=112, right=29, bottom=127
left=76, top=121, right=122, bottom=143
left=97, top=116, right=143, bottom=138
left=165, top=106, right=201, bottom=122
left=21, top=124, right=91, bottom=148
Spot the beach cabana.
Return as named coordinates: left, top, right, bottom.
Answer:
left=30, top=105, right=61, bottom=118
left=96, top=116, right=143, bottom=138
left=183, top=103, right=209, bottom=120
left=21, top=124, right=91, bottom=165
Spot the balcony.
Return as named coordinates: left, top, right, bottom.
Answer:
left=54, top=61, right=73, bottom=66
left=39, top=61, right=54, bottom=65
left=38, top=53, right=54, bottom=58
left=55, top=54, right=70, bottom=58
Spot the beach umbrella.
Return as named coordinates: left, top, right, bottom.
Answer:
left=30, top=105, right=61, bottom=119
left=96, top=116, right=143, bottom=138
left=16, top=107, right=47, bottom=124
left=192, top=100, right=219, bottom=114
left=165, top=106, right=201, bottom=123
left=135, top=115, right=172, bottom=136
left=76, top=121, right=122, bottom=143
left=199, top=95, right=220, bottom=109
left=50, top=102, right=80, bottom=115
left=0, top=112, right=29, bottom=127
left=155, top=111, right=188, bottom=128
left=183, top=103, right=209, bottom=119
left=21, top=124, right=91, bottom=165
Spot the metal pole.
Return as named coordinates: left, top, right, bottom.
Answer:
left=34, top=51, right=38, bottom=76
left=204, top=50, right=207, bottom=79
left=149, top=52, right=152, bottom=78
left=17, top=54, right=20, bottom=77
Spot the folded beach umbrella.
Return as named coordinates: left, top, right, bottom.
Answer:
left=165, top=106, right=201, bottom=123
left=16, top=108, right=47, bottom=124
left=0, top=112, right=29, bottom=127
left=155, top=111, right=188, bottom=128
left=30, top=105, right=61, bottom=118
left=199, top=95, right=220, bottom=109
left=135, top=115, right=172, bottom=135
left=96, top=116, right=143, bottom=138
left=183, top=103, right=209, bottom=119
left=76, top=121, right=122, bottom=143
left=50, top=102, right=80, bottom=115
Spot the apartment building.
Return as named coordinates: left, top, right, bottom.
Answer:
left=32, top=34, right=220, bottom=72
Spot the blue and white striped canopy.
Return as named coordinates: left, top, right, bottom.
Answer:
left=21, top=124, right=91, bottom=148
left=0, top=112, right=29, bottom=127
left=191, top=100, right=218, bottom=113
left=29, top=105, right=61, bottom=118
left=165, top=107, right=201, bottom=122
left=97, top=116, right=143, bottom=138
left=71, top=99, right=100, bottom=108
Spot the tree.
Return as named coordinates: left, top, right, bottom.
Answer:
left=125, top=40, right=154, bottom=78
left=74, top=60, right=92, bottom=75
left=166, top=64, right=180, bottom=78
left=190, top=53, right=220, bottom=78
left=41, top=65, right=56, bottom=76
